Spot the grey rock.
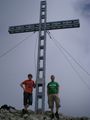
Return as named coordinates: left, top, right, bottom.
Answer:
left=0, top=107, right=90, bottom=120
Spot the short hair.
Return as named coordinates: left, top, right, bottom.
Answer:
left=51, top=75, right=55, bottom=78
left=28, top=74, right=33, bottom=78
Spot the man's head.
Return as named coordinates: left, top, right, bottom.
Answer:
left=50, top=75, right=55, bottom=82
left=28, top=74, right=33, bottom=80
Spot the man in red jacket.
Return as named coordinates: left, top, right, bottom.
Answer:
left=20, top=74, right=36, bottom=112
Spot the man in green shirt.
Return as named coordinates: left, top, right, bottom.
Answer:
left=47, top=75, right=60, bottom=119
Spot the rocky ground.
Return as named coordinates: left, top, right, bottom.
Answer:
left=0, top=105, right=90, bottom=120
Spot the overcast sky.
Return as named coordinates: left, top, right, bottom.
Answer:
left=0, top=0, right=90, bottom=117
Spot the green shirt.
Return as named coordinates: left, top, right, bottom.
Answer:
left=47, top=81, right=59, bottom=94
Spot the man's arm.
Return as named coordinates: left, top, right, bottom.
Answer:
left=56, top=82, right=59, bottom=94
left=20, top=82, right=25, bottom=91
left=47, top=84, right=49, bottom=96
left=58, top=86, right=59, bottom=94
left=33, top=81, right=36, bottom=88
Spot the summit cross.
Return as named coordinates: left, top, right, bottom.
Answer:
left=8, top=0, right=80, bottom=113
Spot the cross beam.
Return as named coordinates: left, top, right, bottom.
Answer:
left=9, top=19, right=80, bottom=34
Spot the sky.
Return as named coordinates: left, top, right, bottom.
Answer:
left=0, top=0, right=90, bottom=117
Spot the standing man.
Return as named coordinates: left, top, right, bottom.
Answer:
left=47, top=75, right=60, bottom=119
left=20, top=74, right=36, bottom=113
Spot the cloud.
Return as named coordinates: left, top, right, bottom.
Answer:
left=81, top=1, right=90, bottom=17
left=74, top=0, right=90, bottom=19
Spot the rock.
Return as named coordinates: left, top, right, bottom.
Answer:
left=23, top=114, right=28, bottom=118
left=0, top=104, right=16, bottom=111
left=0, top=105, right=90, bottom=120
left=0, top=104, right=9, bottom=110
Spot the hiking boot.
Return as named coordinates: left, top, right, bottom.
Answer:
left=22, top=109, right=28, bottom=114
left=55, top=112, right=59, bottom=119
left=50, top=113, right=54, bottom=119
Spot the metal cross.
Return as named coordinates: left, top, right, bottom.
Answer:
left=8, top=0, right=80, bottom=113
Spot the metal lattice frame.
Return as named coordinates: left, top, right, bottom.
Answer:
left=35, top=0, right=47, bottom=113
